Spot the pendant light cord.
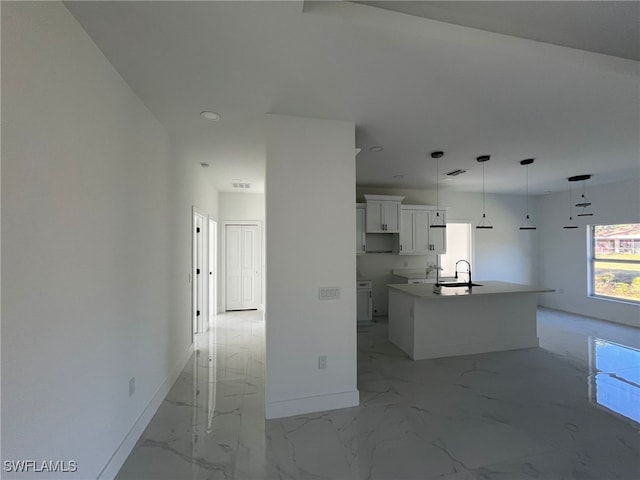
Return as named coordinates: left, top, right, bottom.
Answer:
left=482, top=162, right=486, bottom=215
left=525, top=165, right=529, bottom=216
left=436, top=155, right=439, bottom=211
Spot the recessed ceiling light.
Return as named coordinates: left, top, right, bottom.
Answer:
left=369, top=145, right=383, bottom=152
left=200, top=111, right=221, bottom=121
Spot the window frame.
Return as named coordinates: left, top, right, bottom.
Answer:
left=588, top=224, right=640, bottom=304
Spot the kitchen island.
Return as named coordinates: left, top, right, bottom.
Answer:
left=388, top=281, right=554, bottom=360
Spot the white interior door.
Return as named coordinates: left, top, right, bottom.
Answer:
left=193, top=211, right=205, bottom=333
left=226, top=224, right=261, bottom=310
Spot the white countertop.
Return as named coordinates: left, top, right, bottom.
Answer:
left=388, top=281, right=554, bottom=298
left=391, top=269, right=437, bottom=280
left=393, top=272, right=433, bottom=280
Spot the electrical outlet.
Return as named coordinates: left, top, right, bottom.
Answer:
left=318, top=355, right=327, bottom=369
left=129, top=377, right=136, bottom=397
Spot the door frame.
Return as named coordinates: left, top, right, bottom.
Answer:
left=192, top=206, right=209, bottom=337
left=208, top=216, right=218, bottom=324
left=221, top=220, right=264, bottom=312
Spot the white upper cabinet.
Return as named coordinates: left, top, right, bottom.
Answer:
left=356, top=204, right=366, bottom=255
left=364, top=194, right=404, bottom=233
left=414, top=209, right=430, bottom=253
left=397, top=206, right=447, bottom=255
left=427, top=209, right=447, bottom=254
left=398, top=208, right=415, bottom=253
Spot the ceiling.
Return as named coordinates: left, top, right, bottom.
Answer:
left=357, top=1, right=640, bottom=61
left=65, top=1, right=639, bottom=195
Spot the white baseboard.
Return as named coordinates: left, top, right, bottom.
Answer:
left=97, top=343, right=195, bottom=480
left=412, top=337, right=540, bottom=361
left=266, top=389, right=360, bottom=419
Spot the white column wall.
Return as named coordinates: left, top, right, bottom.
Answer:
left=265, top=114, right=358, bottom=418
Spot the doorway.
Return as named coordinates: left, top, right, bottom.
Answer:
left=225, top=224, right=262, bottom=311
left=193, top=209, right=206, bottom=334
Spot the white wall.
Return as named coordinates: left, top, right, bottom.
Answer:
left=218, top=192, right=265, bottom=312
left=537, top=179, right=640, bottom=327
left=265, top=114, right=358, bottom=418
left=356, top=187, right=539, bottom=315
left=1, top=3, right=218, bottom=478
left=219, top=192, right=265, bottom=221
left=169, top=151, right=219, bottom=338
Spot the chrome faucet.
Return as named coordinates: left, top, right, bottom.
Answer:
left=431, top=261, right=443, bottom=284
left=454, top=260, right=472, bottom=286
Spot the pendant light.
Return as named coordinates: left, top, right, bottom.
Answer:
left=476, top=155, right=493, bottom=229
left=563, top=180, right=578, bottom=229
left=574, top=174, right=593, bottom=217
left=430, top=151, right=446, bottom=229
left=519, top=158, right=536, bottom=230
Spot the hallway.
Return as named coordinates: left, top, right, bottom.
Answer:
left=117, top=310, right=266, bottom=479
left=116, top=309, right=639, bottom=479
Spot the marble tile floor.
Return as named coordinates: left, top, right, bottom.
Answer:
left=116, top=308, right=640, bottom=480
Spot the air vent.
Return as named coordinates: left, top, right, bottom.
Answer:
left=444, top=168, right=467, bottom=177
left=232, top=182, right=251, bottom=189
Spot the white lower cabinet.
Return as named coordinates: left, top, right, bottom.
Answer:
left=357, top=280, right=373, bottom=324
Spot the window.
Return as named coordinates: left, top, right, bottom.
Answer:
left=589, top=224, right=640, bottom=303
left=440, top=222, right=472, bottom=278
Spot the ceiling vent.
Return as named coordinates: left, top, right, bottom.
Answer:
left=232, top=182, right=251, bottom=189
left=444, top=168, right=467, bottom=177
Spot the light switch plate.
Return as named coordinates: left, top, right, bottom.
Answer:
left=319, top=287, right=341, bottom=300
